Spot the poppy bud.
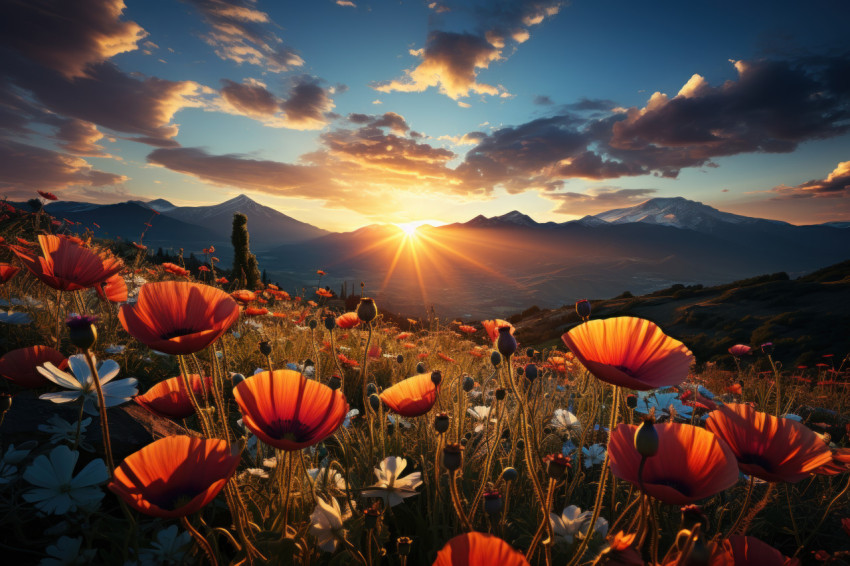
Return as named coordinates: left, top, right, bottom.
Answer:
left=576, top=299, right=592, bottom=319
left=464, top=431, right=473, bottom=440
left=66, top=314, right=98, bottom=350
left=460, top=437, right=467, bottom=446
left=357, top=297, right=378, bottom=323
left=431, top=370, right=442, bottom=386
left=443, top=442, right=463, bottom=471
left=626, top=394, right=637, bottom=409
left=495, top=388, right=506, bottom=401
left=434, top=412, right=450, bottom=434
left=502, top=467, right=518, bottom=482
left=515, top=438, right=525, bottom=451
left=369, top=393, right=381, bottom=412
left=323, top=314, right=336, bottom=330
left=544, top=453, right=571, bottom=480
left=364, top=507, right=381, bottom=529
left=680, top=504, right=709, bottom=531
left=634, top=417, right=659, bottom=458
left=516, top=366, right=525, bottom=377
left=497, top=327, right=517, bottom=358
left=328, top=375, right=341, bottom=390
left=308, top=318, right=318, bottom=330
left=526, top=347, right=535, bottom=358
left=397, top=536, right=413, bottom=556
left=761, top=342, right=774, bottom=355
left=462, top=375, right=475, bottom=392
left=0, top=393, right=11, bottom=413
left=396, top=354, right=404, bottom=364
left=258, top=341, right=272, bottom=356
left=490, top=351, right=502, bottom=367
left=416, top=362, right=426, bottom=374
left=483, top=490, right=503, bottom=515
left=231, top=373, right=246, bottom=386
left=366, top=382, right=378, bottom=396
left=525, top=364, right=539, bottom=382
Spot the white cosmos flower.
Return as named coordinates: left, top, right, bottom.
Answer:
left=581, top=444, right=607, bottom=468
left=636, top=391, right=693, bottom=420
left=309, top=497, right=347, bottom=552
left=132, top=525, right=192, bottom=566
left=552, top=409, right=580, bottom=433
left=578, top=516, right=609, bottom=540
left=342, top=408, right=360, bottom=428
left=550, top=505, right=592, bottom=544
left=41, top=536, right=96, bottom=566
left=38, top=415, right=92, bottom=447
left=104, top=345, right=125, bottom=354
left=0, top=310, right=33, bottom=325
left=243, top=468, right=269, bottom=479
left=37, top=354, right=138, bottom=416
left=308, top=467, right=347, bottom=492
left=0, top=442, right=36, bottom=485
left=467, top=406, right=492, bottom=420
left=23, top=445, right=108, bottom=515
left=361, top=457, right=422, bottom=507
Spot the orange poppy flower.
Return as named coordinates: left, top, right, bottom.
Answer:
left=10, top=235, right=123, bottom=292
left=560, top=317, right=693, bottom=391
left=216, top=276, right=229, bottom=284
left=307, top=300, right=318, bottom=307
left=438, top=353, right=456, bottom=363
left=396, top=332, right=413, bottom=340
left=469, top=350, right=483, bottom=358
left=316, top=270, right=326, bottom=276
left=335, top=312, right=361, bottom=329
left=481, top=319, right=514, bottom=343
left=316, top=288, right=333, bottom=298
left=119, top=281, right=240, bottom=355
left=134, top=375, right=212, bottom=419
left=243, top=307, right=269, bottom=316
left=108, top=435, right=241, bottom=518
left=458, top=325, right=477, bottom=334
left=380, top=374, right=439, bottom=418
left=161, top=262, right=189, bottom=277
left=608, top=422, right=738, bottom=504
left=719, top=536, right=800, bottom=566
left=814, top=448, right=850, bottom=476
left=233, top=370, right=349, bottom=451
left=0, top=263, right=20, bottom=284
left=368, top=345, right=382, bottom=358
left=725, top=382, right=743, bottom=395
left=96, top=273, right=128, bottom=303
left=198, top=265, right=210, bottom=272
left=433, top=532, right=529, bottom=566
left=0, top=345, right=68, bottom=389
left=706, top=403, right=832, bottom=482
left=38, top=190, right=59, bottom=200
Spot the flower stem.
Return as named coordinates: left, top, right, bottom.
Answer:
left=82, top=349, right=115, bottom=474
left=448, top=470, right=473, bottom=531
left=725, top=475, right=755, bottom=537
left=181, top=515, right=219, bottom=566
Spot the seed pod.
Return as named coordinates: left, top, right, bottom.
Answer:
left=634, top=416, right=659, bottom=457
left=397, top=537, right=413, bottom=556
left=462, top=375, right=475, bottom=392
left=544, top=453, right=571, bottom=480
left=328, top=375, right=342, bottom=390
left=443, top=442, right=463, bottom=471
left=231, top=373, right=246, bottom=386
left=497, top=326, right=517, bottom=358
left=490, top=351, right=502, bottom=367
left=416, top=362, right=426, bottom=374
left=626, top=394, right=638, bottom=409
left=434, top=412, right=450, bottom=434
left=576, top=299, right=592, bottom=319
left=323, top=314, right=336, bottom=331
left=356, top=297, right=378, bottom=323
left=369, top=393, right=381, bottom=412
left=308, top=318, right=318, bottom=329
left=430, top=370, right=442, bottom=386
left=483, top=490, right=503, bottom=515
left=501, top=467, right=518, bottom=482
left=524, top=364, right=539, bottom=382
left=258, top=341, right=272, bottom=356
left=495, top=388, right=506, bottom=401
left=366, top=382, right=378, bottom=396
left=396, top=354, right=404, bottom=364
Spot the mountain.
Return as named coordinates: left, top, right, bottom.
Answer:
left=161, top=194, right=329, bottom=248
left=129, top=198, right=177, bottom=213
left=591, top=196, right=789, bottom=232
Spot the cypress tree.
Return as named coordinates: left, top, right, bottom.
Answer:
left=231, top=213, right=261, bottom=289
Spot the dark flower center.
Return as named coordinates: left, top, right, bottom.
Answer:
left=614, top=365, right=638, bottom=377
left=161, top=328, right=199, bottom=340
left=651, top=478, right=692, bottom=496
left=148, top=484, right=206, bottom=511
left=738, top=453, right=775, bottom=472
left=268, top=418, right=317, bottom=443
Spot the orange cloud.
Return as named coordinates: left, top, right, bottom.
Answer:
left=772, top=161, right=850, bottom=199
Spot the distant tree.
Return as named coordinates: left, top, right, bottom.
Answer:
left=231, top=213, right=262, bottom=289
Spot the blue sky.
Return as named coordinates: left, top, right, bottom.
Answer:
left=1, top=0, right=849, bottom=230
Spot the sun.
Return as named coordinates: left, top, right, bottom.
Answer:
left=396, top=221, right=420, bottom=236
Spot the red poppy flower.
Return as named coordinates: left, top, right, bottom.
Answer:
left=316, top=288, right=332, bottom=298
left=728, top=344, right=752, bottom=356
left=338, top=353, right=359, bottom=367
left=438, top=352, right=456, bottom=363
left=560, top=317, right=693, bottom=391
left=243, top=307, right=268, bottom=316
left=814, top=448, right=850, bottom=476
left=231, top=289, right=256, bottom=303
left=307, top=300, right=318, bottom=307
left=161, top=262, right=188, bottom=277
left=233, top=370, right=349, bottom=451
left=135, top=375, right=213, bottom=419
left=403, top=342, right=416, bottom=349
left=316, top=270, right=326, bottom=276
left=608, top=422, right=738, bottom=505
left=706, top=403, right=833, bottom=482
left=335, top=312, right=361, bottom=329
left=368, top=345, right=382, bottom=358
left=198, top=265, right=209, bottom=272
left=132, top=242, right=148, bottom=251
left=433, top=532, right=529, bottom=566
left=380, top=374, right=439, bottom=418
left=720, top=536, right=800, bottom=566
left=0, top=263, right=20, bottom=284
left=95, top=273, right=128, bottom=303
left=469, top=350, right=483, bottom=358
left=0, top=345, right=68, bottom=389
left=458, top=325, right=477, bottom=334
left=216, top=276, right=229, bottom=284
left=108, top=435, right=241, bottom=518
left=10, top=235, right=123, bottom=292
left=38, top=190, right=58, bottom=200
left=396, top=332, right=412, bottom=340
left=119, top=281, right=240, bottom=355
left=482, top=319, right=514, bottom=343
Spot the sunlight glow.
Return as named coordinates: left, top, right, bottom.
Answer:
left=394, top=220, right=446, bottom=236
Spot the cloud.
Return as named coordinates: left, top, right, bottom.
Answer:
left=545, top=188, right=658, bottom=215
left=533, top=95, right=553, bottom=105
left=772, top=161, right=850, bottom=199
left=55, top=119, right=109, bottom=156
left=215, top=76, right=334, bottom=129
left=185, top=0, right=303, bottom=72
left=348, top=112, right=409, bottom=134
left=220, top=78, right=278, bottom=117
left=0, top=140, right=126, bottom=195
left=336, top=1, right=357, bottom=7
left=279, top=76, right=335, bottom=129
left=373, top=32, right=503, bottom=100
left=0, top=0, right=147, bottom=79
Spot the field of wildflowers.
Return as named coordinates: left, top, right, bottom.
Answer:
left=0, top=196, right=849, bottom=565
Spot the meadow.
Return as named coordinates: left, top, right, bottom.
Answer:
left=0, top=197, right=848, bottom=565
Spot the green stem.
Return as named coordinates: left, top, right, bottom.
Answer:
left=83, top=349, right=114, bottom=474
left=181, top=515, right=219, bottom=566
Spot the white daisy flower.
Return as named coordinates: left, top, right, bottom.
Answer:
left=308, top=467, right=347, bottom=492
left=361, top=457, right=422, bottom=507
left=244, top=468, right=269, bottom=479
left=578, top=515, right=609, bottom=540
left=23, top=445, right=108, bottom=515
left=38, top=415, right=93, bottom=448
left=37, top=354, right=138, bottom=416
left=552, top=409, right=581, bottom=433
left=581, top=444, right=607, bottom=468
left=550, top=505, right=592, bottom=544
left=40, top=536, right=96, bottom=566
left=262, top=457, right=278, bottom=468
left=309, top=497, right=348, bottom=552
left=467, top=406, right=492, bottom=420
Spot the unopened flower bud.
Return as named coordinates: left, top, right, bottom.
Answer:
left=366, top=382, right=378, bottom=396
left=483, top=490, right=503, bottom=515
left=516, top=366, right=525, bottom=377
left=434, top=412, right=450, bottom=434
left=525, top=364, right=539, bottom=382
left=526, top=347, right=535, bottom=358
left=460, top=437, right=467, bottom=446
left=369, top=393, right=381, bottom=412
left=356, top=297, right=378, bottom=323
left=626, top=394, right=637, bottom=409
left=495, top=388, right=506, bottom=401
left=431, top=370, right=443, bottom=386
left=501, top=467, right=518, bottom=482
left=397, top=536, right=412, bottom=556
left=416, top=362, right=426, bottom=374
left=497, top=326, right=517, bottom=358
left=635, top=417, right=659, bottom=457
left=328, top=375, right=341, bottom=390
left=396, top=354, right=404, bottom=364
left=462, top=375, right=475, bottom=392
left=66, top=314, right=98, bottom=350
left=308, top=318, right=318, bottom=329
left=681, top=504, right=709, bottom=531
left=323, top=314, right=336, bottom=330
left=258, top=341, right=272, bottom=356
left=231, top=373, right=245, bottom=386
left=761, top=342, right=774, bottom=355
left=364, top=507, right=381, bottom=529
left=544, top=453, right=571, bottom=479
left=576, top=299, right=592, bottom=319
left=490, top=351, right=501, bottom=367
left=515, top=438, right=525, bottom=451
left=442, top=442, right=463, bottom=471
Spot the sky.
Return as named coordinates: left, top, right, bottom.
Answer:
left=1, top=0, right=849, bottom=231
